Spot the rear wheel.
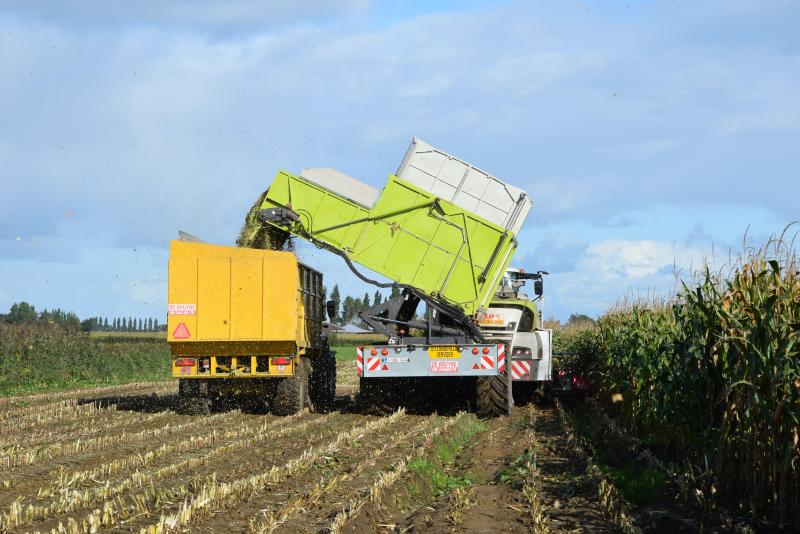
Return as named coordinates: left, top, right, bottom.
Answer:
left=476, top=375, right=509, bottom=417
left=272, top=357, right=310, bottom=416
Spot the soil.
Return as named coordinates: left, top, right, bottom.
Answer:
left=0, top=369, right=739, bottom=533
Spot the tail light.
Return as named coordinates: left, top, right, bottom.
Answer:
left=381, top=349, right=389, bottom=356
left=370, top=349, right=378, bottom=356
left=175, top=358, right=196, bottom=367
left=271, top=357, right=292, bottom=366
left=472, top=347, right=479, bottom=355
left=482, top=347, right=490, bottom=354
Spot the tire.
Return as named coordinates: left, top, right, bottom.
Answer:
left=310, top=349, right=336, bottom=412
left=272, top=357, right=309, bottom=416
left=476, top=375, right=509, bottom=417
left=358, top=377, right=396, bottom=416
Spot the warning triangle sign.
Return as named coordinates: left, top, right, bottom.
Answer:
left=381, top=364, right=389, bottom=371
left=173, top=323, right=191, bottom=339
left=472, top=363, right=480, bottom=369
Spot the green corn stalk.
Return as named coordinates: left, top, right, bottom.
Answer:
left=586, top=232, right=799, bottom=527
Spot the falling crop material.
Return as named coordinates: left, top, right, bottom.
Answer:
left=236, top=189, right=292, bottom=251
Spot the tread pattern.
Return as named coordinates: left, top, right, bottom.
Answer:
left=272, top=357, right=309, bottom=416
left=476, top=375, right=509, bottom=417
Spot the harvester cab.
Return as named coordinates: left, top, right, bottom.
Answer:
left=478, top=269, right=552, bottom=385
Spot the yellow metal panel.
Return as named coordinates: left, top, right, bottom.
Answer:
left=230, top=257, right=263, bottom=339
left=167, top=255, right=198, bottom=342
left=197, top=256, right=231, bottom=340
left=296, top=268, right=307, bottom=348
left=262, top=253, right=298, bottom=342
left=168, top=240, right=308, bottom=351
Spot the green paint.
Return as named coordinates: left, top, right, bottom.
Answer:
left=260, top=172, right=519, bottom=316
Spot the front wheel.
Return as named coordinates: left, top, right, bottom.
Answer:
left=476, top=375, right=509, bottom=417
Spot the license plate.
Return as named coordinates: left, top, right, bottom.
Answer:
left=428, top=345, right=460, bottom=359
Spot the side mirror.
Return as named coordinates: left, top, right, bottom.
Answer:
left=534, top=279, right=543, bottom=297
left=326, top=300, right=336, bottom=322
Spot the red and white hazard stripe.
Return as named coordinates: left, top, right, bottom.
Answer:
left=481, top=354, right=494, bottom=370
left=356, top=347, right=363, bottom=376
left=511, top=360, right=531, bottom=380
left=366, top=356, right=381, bottom=372
left=497, top=344, right=506, bottom=373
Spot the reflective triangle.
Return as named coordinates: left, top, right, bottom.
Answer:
left=173, top=322, right=191, bottom=339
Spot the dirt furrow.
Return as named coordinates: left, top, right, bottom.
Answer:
left=138, top=411, right=407, bottom=534
left=4, top=412, right=332, bottom=531
left=1, top=409, right=173, bottom=451
left=0, top=411, right=251, bottom=502
left=217, top=414, right=442, bottom=533
left=327, top=412, right=470, bottom=533
left=531, top=404, right=620, bottom=533
left=25, top=412, right=369, bottom=533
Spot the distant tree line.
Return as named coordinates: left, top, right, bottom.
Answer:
left=0, top=301, right=163, bottom=333
left=323, top=285, right=402, bottom=327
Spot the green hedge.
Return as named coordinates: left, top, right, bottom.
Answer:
left=0, top=322, right=170, bottom=395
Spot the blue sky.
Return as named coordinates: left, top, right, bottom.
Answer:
left=0, top=0, right=798, bottom=322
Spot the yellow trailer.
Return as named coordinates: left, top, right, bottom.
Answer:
left=167, top=240, right=335, bottom=415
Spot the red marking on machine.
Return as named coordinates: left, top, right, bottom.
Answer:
left=172, top=323, right=191, bottom=339
left=431, top=360, right=458, bottom=373
left=511, top=360, right=531, bottom=380
left=356, top=347, right=363, bottom=376
left=367, top=357, right=381, bottom=372
left=497, top=344, right=506, bottom=373
left=168, top=303, right=196, bottom=316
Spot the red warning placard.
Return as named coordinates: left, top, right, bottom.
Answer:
left=431, top=360, right=458, bottom=373
left=172, top=323, right=191, bottom=339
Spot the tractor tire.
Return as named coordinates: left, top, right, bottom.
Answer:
left=358, top=378, right=397, bottom=416
left=476, top=375, right=509, bottom=417
left=272, top=357, right=310, bottom=416
left=310, top=349, right=336, bottom=413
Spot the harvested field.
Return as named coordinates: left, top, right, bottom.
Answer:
left=2, top=365, right=731, bottom=533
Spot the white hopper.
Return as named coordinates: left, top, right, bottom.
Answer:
left=396, top=138, right=532, bottom=236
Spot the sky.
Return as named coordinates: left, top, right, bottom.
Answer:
left=0, top=0, right=798, bottom=322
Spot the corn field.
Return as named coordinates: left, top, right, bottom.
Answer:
left=592, top=235, right=800, bottom=526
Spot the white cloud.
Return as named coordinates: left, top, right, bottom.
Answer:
left=582, top=239, right=705, bottom=280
